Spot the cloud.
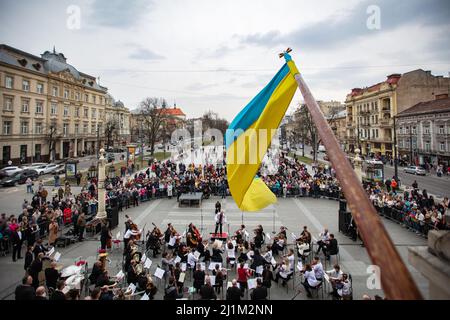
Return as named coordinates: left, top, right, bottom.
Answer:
left=129, top=48, right=165, bottom=60
left=89, top=0, right=152, bottom=28
left=238, top=0, right=450, bottom=50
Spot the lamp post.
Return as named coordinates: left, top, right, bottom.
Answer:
left=95, top=148, right=107, bottom=220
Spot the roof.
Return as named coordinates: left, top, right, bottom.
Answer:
left=0, top=44, right=106, bottom=92
left=348, top=74, right=402, bottom=98
left=397, top=97, right=450, bottom=117
left=158, top=107, right=185, bottom=116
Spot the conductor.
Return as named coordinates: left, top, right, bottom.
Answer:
left=214, top=210, right=227, bottom=235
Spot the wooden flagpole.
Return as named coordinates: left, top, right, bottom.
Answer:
left=283, top=49, right=422, bottom=299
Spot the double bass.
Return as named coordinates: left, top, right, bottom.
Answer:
left=130, top=222, right=142, bottom=241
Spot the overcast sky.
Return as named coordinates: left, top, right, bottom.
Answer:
left=1, top=0, right=449, bottom=121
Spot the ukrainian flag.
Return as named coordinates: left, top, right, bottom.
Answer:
left=226, top=54, right=299, bottom=211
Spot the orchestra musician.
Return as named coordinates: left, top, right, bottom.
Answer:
left=234, top=225, right=246, bottom=244
left=253, top=225, right=264, bottom=249
left=188, top=223, right=202, bottom=246
left=123, top=220, right=141, bottom=251
left=214, top=210, right=226, bottom=236
left=146, top=225, right=163, bottom=258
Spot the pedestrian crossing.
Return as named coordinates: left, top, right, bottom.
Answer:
left=159, top=199, right=285, bottom=236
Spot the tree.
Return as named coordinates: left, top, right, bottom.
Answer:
left=44, top=122, right=61, bottom=162
left=139, top=97, right=170, bottom=155
left=201, top=110, right=229, bottom=136
left=294, top=103, right=319, bottom=160
left=104, top=119, right=119, bottom=151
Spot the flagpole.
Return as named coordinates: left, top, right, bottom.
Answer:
left=283, top=49, right=422, bottom=300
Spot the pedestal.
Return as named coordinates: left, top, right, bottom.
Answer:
left=95, top=149, right=107, bottom=220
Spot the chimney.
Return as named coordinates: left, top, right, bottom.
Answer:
left=435, top=93, right=448, bottom=100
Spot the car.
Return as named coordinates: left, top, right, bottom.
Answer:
left=403, top=165, right=426, bottom=176
left=0, top=169, right=38, bottom=186
left=318, top=145, right=326, bottom=152
left=35, top=163, right=58, bottom=175
left=106, top=153, right=115, bottom=163
left=53, top=164, right=66, bottom=174
left=0, top=166, right=23, bottom=176
left=22, top=162, right=48, bottom=170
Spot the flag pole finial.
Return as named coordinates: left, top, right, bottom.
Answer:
left=278, top=47, right=292, bottom=58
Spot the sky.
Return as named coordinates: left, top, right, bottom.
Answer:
left=1, top=0, right=449, bottom=121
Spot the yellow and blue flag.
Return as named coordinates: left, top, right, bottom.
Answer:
left=226, top=54, right=299, bottom=211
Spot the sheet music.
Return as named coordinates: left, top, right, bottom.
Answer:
left=140, top=293, right=149, bottom=300
left=115, top=270, right=125, bottom=280
left=271, top=257, right=277, bottom=267
left=179, top=272, right=186, bottom=283
left=193, top=251, right=201, bottom=259
left=207, top=275, right=216, bottom=286
left=154, top=267, right=165, bottom=279
left=209, top=262, right=222, bottom=271
left=231, top=240, right=237, bottom=247
left=247, top=278, right=257, bottom=290
left=227, top=250, right=235, bottom=259
left=127, top=283, right=136, bottom=294
left=54, top=252, right=61, bottom=262
left=265, top=233, right=271, bottom=241
left=174, top=256, right=181, bottom=264
left=256, top=265, right=264, bottom=275
left=199, top=262, right=206, bottom=271
left=168, top=237, right=176, bottom=246
left=116, top=231, right=120, bottom=239
left=47, top=247, right=55, bottom=257
left=214, top=240, right=223, bottom=248
left=182, top=230, right=186, bottom=237
left=297, top=261, right=303, bottom=272
left=181, top=263, right=187, bottom=272
left=144, top=259, right=153, bottom=269
left=291, top=232, right=297, bottom=241
left=141, top=253, right=147, bottom=263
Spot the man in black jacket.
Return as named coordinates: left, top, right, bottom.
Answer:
left=226, top=280, right=242, bottom=300
left=199, top=277, right=217, bottom=300
left=15, top=276, right=35, bottom=300
left=34, top=286, right=48, bottom=300
left=250, top=278, right=268, bottom=300
left=324, top=234, right=339, bottom=260
left=29, top=253, right=44, bottom=289
left=164, top=277, right=183, bottom=300
left=44, top=261, right=60, bottom=289
left=11, top=228, right=22, bottom=262
left=50, top=280, right=66, bottom=300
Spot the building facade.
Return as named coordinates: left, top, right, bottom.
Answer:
left=345, top=69, right=450, bottom=158
left=396, top=95, right=450, bottom=167
left=105, top=94, right=131, bottom=147
left=0, top=44, right=130, bottom=164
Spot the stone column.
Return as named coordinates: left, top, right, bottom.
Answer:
left=95, top=148, right=107, bottom=220
left=409, top=230, right=450, bottom=299
left=74, top=139, right=78, bottom=157
left=353, top=148, right=363, bottom=182
left=60, top=140, right=64, bottom=160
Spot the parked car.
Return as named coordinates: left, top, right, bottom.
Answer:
left=53, top=164, right=66, bottom=174
left=35, top=163, right=59, bottom=175
left=403, top=165, right=426, bottom=176
left=0, top=169, right=38, bottom=186
left=22, top=162, right=47, bottom=170
left=0, top=166, right=23, bottom=176
left=318, top=145, right=326, bottom=152
left=107, top=153, right=115, bottom=163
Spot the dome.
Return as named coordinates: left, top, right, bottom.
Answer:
left=42, top=51, right=81, bottom=79
left=114, top=100, right=124, bottom=108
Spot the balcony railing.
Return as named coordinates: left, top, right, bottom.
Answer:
left=380, top=119, right=392, bottom=127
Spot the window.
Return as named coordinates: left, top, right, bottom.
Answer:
left=64, top=89, right=69, bottom=99
left=20, top=145, right=27, bottom=162
left=376, top=129, right=379, bottom=138
left=21, top=99, right=29, bottom=112
left=52, top=86, right=58, bottom=97
left=75, top=92, right=80, bottom=101
left=100, top=97, right=103, bottom=105
left=34, top=144, right=41, bottom=161
left=3, top=121, right=12, bottom=135
left=63, top=123, right=69, bottom=136
left=412, top=140, right=417, bottom=149
left=98, top=124, right=102, bottom=133
left=75, top=107, right=80, bottom=117
left=37, top=83, right=44, bottom=94
left=439, top=125, right=445, bottom=134
left=2, top=146, right=11, bottom=165
left=51, top=103, right=58, bottom=115
left=92, top=95, right=96, bottom=104
left=91, top=124, right=96, bottom=134
left=75, top=124, right=79, bottom=134
left=84, top=108, right=88, bottom=118
left=85, top=94, right=88, bottom=102
left=424, top=127, right=430, bottom=134
left=35, top=122, right=42, bottom=134
left=83, top=123, right=88, bottom=133
left=5, top=76, right=13, bottom=89
left=92, top=109, right=96, bottom=118
left=21, top=121, right=29, bottom=134
left=425, top=142, right=431, bottom=151
left=412, top=126, right=417, bottom=134
left=64, top=105, right=69, bottom=117
left=440, top=142, right=446, bottom=152
left=375, top=115, right=378, bottom=124
left=35, top=101, right=43, bottom=114
left=399, top=140, right=403, bottom=148
left=4, top=96, right=13, bottom=111
left=22, top=79, right=30, bottom=91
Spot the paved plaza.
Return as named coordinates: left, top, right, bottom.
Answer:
left=0, top=184, right=429, bottom=300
